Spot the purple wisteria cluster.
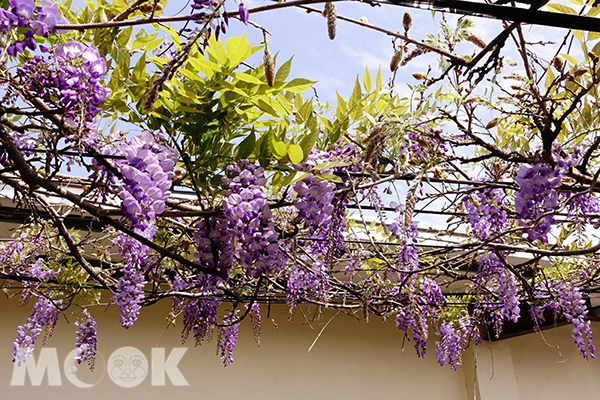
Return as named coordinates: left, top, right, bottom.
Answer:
left=219, top=313, right=239, bottom=368
left=117, top=131, right=177, bottom=229
left=172, top=275, right=220, bottom=347
left=17, top=41, right=111, bottom=133
left=109, top=132, right=177, bottom=329
left=514, top=147, right=582, bottom=243
left=195, top=160, right=285, bottom=277
left=13, top=297, right=60, bottom=366
left=393, top=277, right=444, bottom=357
left=286, top=257, right=330, bottom=309
left=293, top=145, right=358, bottom=259
left=222, top=161, right=286, bottom=276
left=435, top=316, right=480, bottom=370
left=74, top=309, right=98, bottom=368
left=514, top=163, right=564, bottom=243
left=475, top=253, right=520, bottom=336
left=113, top=226, right=156, bottom=329
left=0, top=0, right=67, bottom=56
left=532, top=278, right=595, bottom=360
left=463, top=187, right=508, bottom=241
left=398, top=124, right=448, bottom=166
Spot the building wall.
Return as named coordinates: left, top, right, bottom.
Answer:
left=0, top=295, right=598, bottom=399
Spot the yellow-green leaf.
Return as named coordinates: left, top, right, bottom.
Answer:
left=288, top=144, right=303, bottom=164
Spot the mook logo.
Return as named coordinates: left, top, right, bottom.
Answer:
left=10, top=347, right=189, bottom=388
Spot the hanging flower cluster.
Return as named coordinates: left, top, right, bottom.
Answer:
left=533, top=278, right=596, bottom=360
left=17, top=41, right=111, bottom=133
left=117, top=131, right=177, bottom=229
left=75, top=309, right=98, bottom=368
left=13, top=297, right=61, bottom=366
left=195, top=160, right=286, bottom=277
left=0, top=0, right=67, bottom=56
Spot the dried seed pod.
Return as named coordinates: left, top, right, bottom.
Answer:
left=485, top=117, right=502, bottom=129
left=264, top=49, right=275, bottom=87
left=325, top=2, right=337, bottom=40
left=402, top=12, right=412, bottom=34
left=465, top=32, right=486, bottom=49
left=390, top=49, right=403, bottom=72
left=412, top=71, right=427, bottom=80
left=552, top=57, right=563, bottom=71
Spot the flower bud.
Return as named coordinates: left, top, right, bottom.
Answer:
left=485, top=117, right=501, bottom=130
left=390, top=49, right=403, bottom=72
left=325, top=2, right=337, bottom=40
left=264, top=49, right=275, bottom=87
left=552, top=57, right=563, bottom=71
left=412, top=71, right=427, bottom=80
left=573, top=67, right=589, bottom=77
left=465, top=32, right=486, bottom=49
left=402, top=12, right=412, bottom=34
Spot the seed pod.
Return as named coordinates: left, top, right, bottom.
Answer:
left=402, top=12, right=412, bottom=34
left=325, top=2, right=337, bottom=40
left=390, top=49, right=403, bottom=72
left=264, top=49, right=275, bottom=87
left=412, top=71, right=427, bottom=80
left=485, top=117, right=502, bottom=130
left=465, top=32, right=486, bottom=49
left=552, top=57, right=563, bottom=71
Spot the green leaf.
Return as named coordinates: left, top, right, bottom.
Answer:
left=275, top=56, right=293, bottom=82
left=546, top=3, right=576, bottom=14
left=132, top=52, right=146, bottom=82
left=348, top=76, right=362, bottom=109
left=206, top=37, right=227, bottom=65
left=284, top=78, right=315, bottom=93
left=188, top=57, right=221, bottom=77
left=281, top=171, right=308, bottom=187
left=117, top=26, right=133, bottom=47
left=376, top=68, right=382, bottom=90
left=363, top=66, right=372, bottom=92
left=131, top=33, right=159, bottom=50
left=589, top=31, right=600, bottom=41
left=234, top=72, right=264, bottom=85
left=288, top=144, right=304, bottom=164
left=270, top=134, right=287, bottom=158
left=317, top=174, right=343, bottom=183
left=312, top=161, right=350, bottom=170
left=226, top=34, right=254, bottom=67
left=237, top=130, right=256, bottom=158
left=255, top=98, right=279, bottom=117
left=299, top=129, right=318, bottom=159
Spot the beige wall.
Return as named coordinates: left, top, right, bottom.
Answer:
left=0, top=295, right=598, bottom=399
